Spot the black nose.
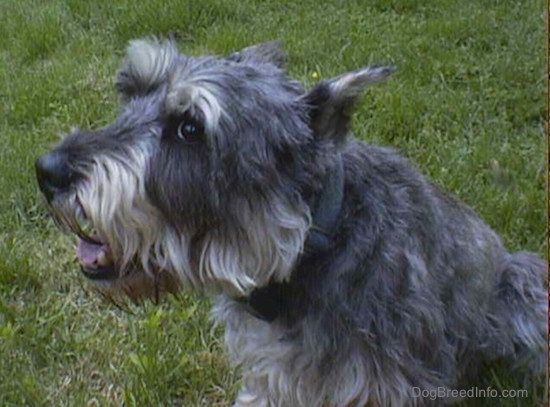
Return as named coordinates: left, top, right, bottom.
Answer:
left=35, top=151, right=74, bottom=202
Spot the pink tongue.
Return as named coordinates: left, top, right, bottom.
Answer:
left=76, top=239, right=106, bottom=267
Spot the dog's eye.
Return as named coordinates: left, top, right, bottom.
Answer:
left=176, top=116, right=204, bottom=144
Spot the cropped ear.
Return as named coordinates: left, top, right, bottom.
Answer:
left=226, top=40, right=286, bottom=68
left=116, top=38, right=178, bottom=102
left=303, top=66, right=395, bottom=142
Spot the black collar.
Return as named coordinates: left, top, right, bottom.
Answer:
left=237, top=154, right=345, bottom=321
left=303, top=153, right=345, bottom=254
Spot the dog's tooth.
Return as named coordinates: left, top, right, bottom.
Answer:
left=96, top=250, right=109, bottom=266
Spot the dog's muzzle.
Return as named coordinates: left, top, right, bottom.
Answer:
left=36, top=151, right=120, bottom=281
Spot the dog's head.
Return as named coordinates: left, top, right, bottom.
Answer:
left=36, top=38, right=393, bottom=300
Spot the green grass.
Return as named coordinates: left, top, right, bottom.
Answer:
left=0, top=0, right=546, bottom=405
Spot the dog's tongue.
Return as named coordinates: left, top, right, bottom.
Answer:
left=76, top=239, right=108, bottom=267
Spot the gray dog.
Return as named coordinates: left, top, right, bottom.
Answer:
left=36, top=39, right=546, bottom=406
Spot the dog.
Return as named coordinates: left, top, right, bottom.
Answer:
left=35, top=39, right=547, bottom=406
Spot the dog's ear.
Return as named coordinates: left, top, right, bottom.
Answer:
left=226, top=40, right=286, bottom=68
left=303, top=66, right=395, bottom=142
left=116, top=38, right=177, bottom=102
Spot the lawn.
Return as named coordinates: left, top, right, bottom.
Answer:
left=0, top=0, right=546, bottom=406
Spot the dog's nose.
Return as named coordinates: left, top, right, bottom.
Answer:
left=35, top=151, right=74, bottom=202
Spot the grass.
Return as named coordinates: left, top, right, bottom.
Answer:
left=0, top=0, right=546, bottom=405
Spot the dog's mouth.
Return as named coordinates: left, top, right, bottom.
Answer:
left=77, top=238, right=118, bottom=281
left=44, top=192, right=181, bottom=302
left=55, top=201, right=120, bottom=281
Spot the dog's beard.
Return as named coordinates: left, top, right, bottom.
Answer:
left=45, top=149, right=311, bottom=300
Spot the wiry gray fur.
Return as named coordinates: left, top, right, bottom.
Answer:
left=36, top=38, right=547, bottom=406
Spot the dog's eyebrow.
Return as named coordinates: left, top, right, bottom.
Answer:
left=164, top=77, right=223, bottom=135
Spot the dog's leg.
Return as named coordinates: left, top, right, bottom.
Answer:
left=491, top=251, right=547, bottom=372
